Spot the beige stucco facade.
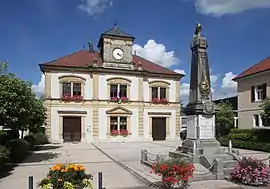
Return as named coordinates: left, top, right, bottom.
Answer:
left=236, top=71, right=270, bottom=129
left=43, top=70, right=182, bottom=143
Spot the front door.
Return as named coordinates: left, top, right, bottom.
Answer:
left=152, top=117, right=166, bottom=141
left=63, top=116, right=81, bottom=142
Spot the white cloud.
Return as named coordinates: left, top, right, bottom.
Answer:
left=221, top=72, right=237, bottom=89
left=32, top=74, right=45, bottom=97
left=195, top=0, right=270, bottom=17
left=174, top=69, right=186, bottom=75
left=133, top=40, right=179, bottom=68
left=77, top=0, right=113, bottom=16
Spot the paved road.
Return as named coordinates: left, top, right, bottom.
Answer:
left=0, top=143, right=149, bottom=189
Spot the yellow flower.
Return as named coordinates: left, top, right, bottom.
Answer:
left=73, top=166, right=79, bottom=171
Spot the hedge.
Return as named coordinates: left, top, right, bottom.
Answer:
left=218, top=136, right=270, bottom=152
left=0, top=145, right=10, bottom=172
left=230, top=129, right=270, bottom=143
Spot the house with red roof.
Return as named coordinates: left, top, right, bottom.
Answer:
left=233, top=56, right=270, bottom=129
left=40, top=25, right=184, bottom=143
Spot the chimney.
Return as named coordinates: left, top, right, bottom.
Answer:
left=88, top=41, right=94, bottom=53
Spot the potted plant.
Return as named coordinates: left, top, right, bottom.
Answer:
left=120, top=96, right=129, bottom=103
left=120, top=129, right=129, bottom=136
left=152, top=98, right=160, bottom=104
left=110, top=129, right=119, bottom=136
left=151, top=158, right=195, bottom=189
left=39, top=164, right=93, bottom=189
left=160, top=98, right=169, bottom=104
left=230, top=157, right=270, bottom=186
left=110, top=97, right=118, bottom=102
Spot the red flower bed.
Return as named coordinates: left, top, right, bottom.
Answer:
left=151, top=158, right=195, bottom=188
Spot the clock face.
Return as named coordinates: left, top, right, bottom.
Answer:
left=112, top=48, right=124, bottom=60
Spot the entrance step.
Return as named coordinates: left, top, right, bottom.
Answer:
left=224, top=160, right=238, bottom=168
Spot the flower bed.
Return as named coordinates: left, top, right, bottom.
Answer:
left=151, top=158, right=195, bottom=188
left=230, top=157, right=270, bottom=186
left=39, top=164, right=93, bottom=189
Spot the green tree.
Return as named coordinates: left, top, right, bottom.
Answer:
left=0, top=62, right=46, bottom=135
left=260, top=97, right=270, bottom=126
left=180, top=98, right=185, bottom=109
left=215, top=101, right=235, bottom=136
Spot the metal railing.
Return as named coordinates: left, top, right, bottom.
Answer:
left=28, top=172, right=106, bottom=189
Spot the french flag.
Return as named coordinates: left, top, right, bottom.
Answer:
left=117, top=84, right=120, bottom=99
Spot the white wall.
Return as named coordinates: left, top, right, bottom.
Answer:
left=50, top=106, right=93, bottom=143
left=143, top=108, right=176, bottom=140
left=50, top=72, right=93, bottom=99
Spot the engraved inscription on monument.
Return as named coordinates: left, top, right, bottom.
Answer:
left=199, top=115, right=214, bottom=139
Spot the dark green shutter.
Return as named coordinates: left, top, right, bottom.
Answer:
left=251, top=86, right=255, bottom=102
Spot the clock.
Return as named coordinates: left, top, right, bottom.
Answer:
left=112, top=48, right=124, bottom=60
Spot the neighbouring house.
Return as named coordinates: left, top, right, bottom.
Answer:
left=213, top=96, right=238, bottom=128
left=233, top=56, right=270, bottom=129
left=39, top=25, right=184, bottom=143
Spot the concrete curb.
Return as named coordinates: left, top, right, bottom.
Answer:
left=92, top=143, right=156, bottom=188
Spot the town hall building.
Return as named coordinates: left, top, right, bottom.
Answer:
left=40, top=25, right=184, bottom=143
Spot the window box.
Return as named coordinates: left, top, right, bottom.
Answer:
left=151, top=98, right=169, bottom=104
left=110, top=129, right=119, bottom=136
left=61, top=94, right=84, bottom=102
left=119, top=129, right=129, bottom=136
left=110, top=97, right=129, bottom=103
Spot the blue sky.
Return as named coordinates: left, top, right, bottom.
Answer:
left=1, top=0, right=270, bottom=100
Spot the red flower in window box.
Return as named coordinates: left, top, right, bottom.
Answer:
left=120, top=129, right=129, bottom=136
left=61, top=94, right=83, bottom=101
left=111, top=97, right=118, bottom=102
left=160, top=98, right=168, bottom=104
left=152, top=98, right=160, bottom=103
left=120, top=97, right=129, bottom=102
left=110, top=129, right=119, bottom=136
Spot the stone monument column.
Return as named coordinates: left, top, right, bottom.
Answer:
left=183, top=23, right=220, bottom=150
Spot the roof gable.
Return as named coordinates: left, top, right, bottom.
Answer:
left=233, top=56, right=270, bottom=81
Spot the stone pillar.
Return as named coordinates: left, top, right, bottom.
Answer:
left=138, top=77, right=144, bottom=136
left=183, top=23, right=220, bottom=150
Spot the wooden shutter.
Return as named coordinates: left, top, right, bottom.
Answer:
left=262, top=83, right=267, bottom=100
left=251, top=86, right=255, bottom=102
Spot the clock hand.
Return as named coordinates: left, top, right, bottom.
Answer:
left=117, top=53, right=123, bottom=57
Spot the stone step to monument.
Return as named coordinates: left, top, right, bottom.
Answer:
left=224, top=167, right=235, bottom=176
left=211, top=154, right=234, bottom=161
left=223, top=160, right=238, bottom=169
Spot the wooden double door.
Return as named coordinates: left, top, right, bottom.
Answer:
left=63, top=116, right=81, bottom=142
left=152, top=117, right=166, bottom=141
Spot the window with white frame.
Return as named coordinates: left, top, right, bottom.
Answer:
left=110, top=84, right=127, bottom=99
left=62, top=82, right=82, bottom=97
left=253, top=114, right=263, bottom=127
left=151, top=87, right=167, bottom=99
left=110, top=116, right=127, bottom=131
left=251, top=84, right=267, bottom=102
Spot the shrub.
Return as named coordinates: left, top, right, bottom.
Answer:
left=9, top=139, right=29, bottom=162
left=228, top=133, right=257, bottom=142
left=0, top=145, right=10, bottom=172
left=230, top=129, right=270, bottom=143
left=230, top=157, right=270, bottom=186
left=151, top=158, right=195, bottom=188
left=218, top=136, right=270, bottom=152
left=34, top=132, right=49, bottom=145
left=0, top=131, right=7, bottom=145
left=24, top=134, right=37, bottom=150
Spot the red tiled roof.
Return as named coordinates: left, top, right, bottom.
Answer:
left=233, top=56, right=270, bottom=80
left=40, top=50, right=182, bottom=76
